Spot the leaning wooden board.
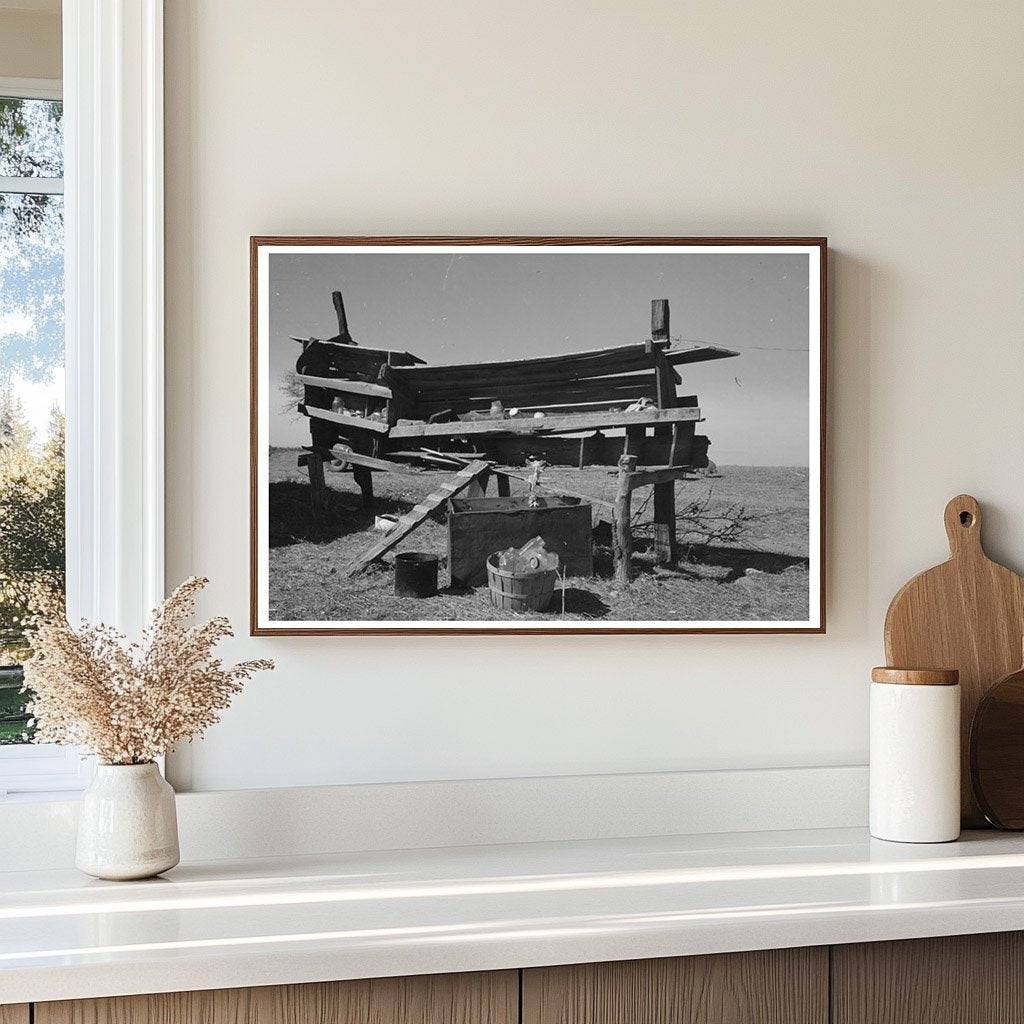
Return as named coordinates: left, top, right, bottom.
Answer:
left=884, top=495, right=1024, bottom=826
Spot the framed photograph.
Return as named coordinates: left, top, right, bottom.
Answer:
left=251, top=237, right=826, bottom=635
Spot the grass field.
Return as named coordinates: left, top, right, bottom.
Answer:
left=267, top=448, right=811, bottom=624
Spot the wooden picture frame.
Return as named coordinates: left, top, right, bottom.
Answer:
left=250, top=237, right=827, bottom=635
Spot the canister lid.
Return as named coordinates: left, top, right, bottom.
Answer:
left=871, top=667, right=959, bottom=686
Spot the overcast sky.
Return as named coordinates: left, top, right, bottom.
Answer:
left=267, top=251, right=811, bottom=465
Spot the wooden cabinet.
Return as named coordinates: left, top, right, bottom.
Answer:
left=832, top=932, right=1024, bottom=1024
left=34, top=971, right=517, bottom=1024
left=22, top=932, right=1024, bottom=1024
left=522, top=948, right=828, bottom=1024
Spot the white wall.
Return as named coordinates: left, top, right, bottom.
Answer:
left=164, top=1, right=1024, bottom=792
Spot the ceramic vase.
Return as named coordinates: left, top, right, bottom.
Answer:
left=76, top=762, right=180, bottom=880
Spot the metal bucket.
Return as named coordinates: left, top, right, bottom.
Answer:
left=394, top=552, right=439, bottom=598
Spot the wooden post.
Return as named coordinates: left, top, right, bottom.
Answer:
left=332, top=290, right=355, bottom=344
left=668, top=422, right=680, bottom=465
left=614, top=454, right=637, bottom=585
left=307, top=450, right=327, bottom=519
left=654, top=351, right=677, bottom=411
left=653, top=486, right=676, bottom=564
left=651, top=300, right=678, bottom=565
left=653, top=523, right=673, bottom=564
left=353, top=465, right=374, bottom=509
left=651, top=298, right=670, bottom=341
left=623, top=426, right=645, bottom=457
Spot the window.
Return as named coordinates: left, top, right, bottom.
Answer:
left=0, top=79, right=84, bottom=797
left=0, top=4, right=166, bottom=797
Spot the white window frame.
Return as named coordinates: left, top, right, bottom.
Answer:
left=0, top=0, right=165, bottom=798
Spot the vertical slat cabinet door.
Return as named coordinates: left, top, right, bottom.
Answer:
left=0, top=1006, right=29, bottom=1024
left=522, top=948, right=828, bottom=1024
left=34, top=971, right=519, bottom=1024
left=832, top=933, right=1024, bottom=1024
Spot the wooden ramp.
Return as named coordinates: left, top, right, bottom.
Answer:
left=344, top=460, right=491, bottom=577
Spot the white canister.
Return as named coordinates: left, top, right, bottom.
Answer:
left=870, top=667, right=960, bottom=843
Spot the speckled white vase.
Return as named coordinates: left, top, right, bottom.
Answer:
left=76, top=763, right=180, bottom=880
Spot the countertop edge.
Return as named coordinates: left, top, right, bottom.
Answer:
left=6, top=895, right=1024, bottom=1005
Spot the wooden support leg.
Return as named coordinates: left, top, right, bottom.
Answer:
left=353, top=465, right=374, bottom=509
left=307, top=451, right=327, bottom=519
left=653, top=481, right=677, bottom=564
left=623, top=426, right=644, bottom=457
left=614, top=454, right=637, bottom=585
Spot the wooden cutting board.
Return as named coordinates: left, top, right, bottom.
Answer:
left=884, top=494, right=1024, bottom=826
left=970, top=652, right=1024, bottom=829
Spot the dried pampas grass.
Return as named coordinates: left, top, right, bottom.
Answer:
left=23, top=576, right=273, bottom=765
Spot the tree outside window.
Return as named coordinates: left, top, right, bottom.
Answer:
left=0, top=95, right=65, bottom=744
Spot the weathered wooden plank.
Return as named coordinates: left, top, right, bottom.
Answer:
left=389, top=406, right=702, bottom=440
left=299, top=339, right=425, bottom=375
left=299, top=404, right=389, bottom=434
left=412, top=373, right=660, bottom=407
left=303, top=448, right=423, bottom=476
left=416, top=433, right=678, bottom=469
left=345, top=461, right=491, bottom=576
left=506, top=399, right=660, bottom=417
left=664, top=343, right=740, bottom=365
left=394, top=340, right=669, bottom=381
left=416, top=389, right=662, bottom=419
left=628, top=465, right=696, bottom=489
left=296, top=374, right=393, bottom=399
left=394, top=344, right=668, bottom=392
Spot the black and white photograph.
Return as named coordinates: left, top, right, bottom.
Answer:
left=251, top=239, right=825, bottom=634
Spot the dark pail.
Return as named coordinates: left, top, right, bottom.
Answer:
left=394, top=552, right=439, bottom=598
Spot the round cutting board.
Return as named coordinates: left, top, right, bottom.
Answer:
left=970, top=659, right=1024, bottom=829
left=884, top=495, right=1024, bottom=827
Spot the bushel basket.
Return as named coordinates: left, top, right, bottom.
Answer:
left=487, top=554, right=558, bottom=613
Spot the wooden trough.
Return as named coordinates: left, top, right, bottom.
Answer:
left=447, top=496, right=593, bottom=586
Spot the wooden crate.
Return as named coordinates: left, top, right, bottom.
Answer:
left=447, top=496, right=593, bottom=586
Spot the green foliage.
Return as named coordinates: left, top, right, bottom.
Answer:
left=0, top=97, right=63, bottom=178
left=0, top=392, right=65, bottom=742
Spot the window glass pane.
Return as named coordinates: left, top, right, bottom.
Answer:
left=0, top=186, right=65, bottom=744
left=0, top=98, right=63, bottom=179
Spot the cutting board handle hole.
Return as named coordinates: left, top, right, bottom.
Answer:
left=960, top=511, right=974, bottom=527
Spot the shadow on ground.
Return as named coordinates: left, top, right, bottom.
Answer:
left=268, top=481, right=412, bottom=547
left=681, top=544, right=810, bottom=583
left=557, top=587, right=611, bottom=618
